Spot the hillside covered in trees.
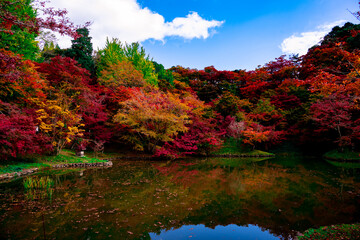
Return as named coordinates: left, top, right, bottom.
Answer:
left=1, top=0, right=360, bottom=160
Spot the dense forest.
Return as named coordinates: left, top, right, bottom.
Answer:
left=1, top=0, right=360, bottom=160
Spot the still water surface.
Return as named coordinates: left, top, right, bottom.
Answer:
left=0, top=156, right=359, bottom=239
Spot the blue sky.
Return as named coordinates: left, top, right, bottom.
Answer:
left=49, top=0, right=358, bottom=70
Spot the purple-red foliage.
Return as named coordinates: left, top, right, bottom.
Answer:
left=171, top=66, right=240, bottom=102
left=271, top=94, right=302, bottom=110
left=37, top=57, right=112, bottom=150
left=264, top=127, right=287, bottom=149
left=264, top=55, right=299, bottom=81
left=0, top=49, right=22, bottom=83
left=79, top=90, right=112, bottom=148
left=310, top=94, right=354, bottom=147
left=154, top=114, right=228, bottom=159
left=0, top=101, right=52, bottom=159
left=36, top=56, right=90, bottom=86
left=0, top=0, right=89, bottom=38
left=36, top=2, right=91, bottom=38
left=239, top=69, right=271, bottom=100
left=311, top=95, right=352, bottom=131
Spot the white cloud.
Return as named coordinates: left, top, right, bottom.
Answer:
left=280, top=20, right=346, bottom=55
left=47, top=0, right=224, bottom=49
left=166, top=12, right=222, bottom=39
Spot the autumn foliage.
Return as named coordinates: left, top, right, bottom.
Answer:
left=0, top=101, right=52, bottom=158
left=1, top=1, right=360, bottom=160
left=113, top=88, right=190, bottom=152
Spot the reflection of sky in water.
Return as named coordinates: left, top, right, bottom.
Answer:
left=150, top=224, right=279, bottom=240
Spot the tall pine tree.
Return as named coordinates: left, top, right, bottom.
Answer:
left=65, top=28, right=95, bottom=76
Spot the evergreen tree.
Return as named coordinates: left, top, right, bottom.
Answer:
left=65, top=28, right=95, bottom=75
left=152, top=61, right=174, bottom=90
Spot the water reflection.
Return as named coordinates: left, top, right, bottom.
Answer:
left=0, top=157, right=359, bottom=239
left=150, top=224, right=279, bottom=240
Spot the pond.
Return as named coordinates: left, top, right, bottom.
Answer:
left=0, top=156, right=360, bottom=239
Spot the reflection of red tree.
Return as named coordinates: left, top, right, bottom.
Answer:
left=154, top=163, right=200, bottom=187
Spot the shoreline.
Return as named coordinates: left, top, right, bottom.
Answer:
left=0, top=160, right=113, bottom=182
left=323, top=156, right=360, bottom=162
left=0, top=151, right=275, bottom=182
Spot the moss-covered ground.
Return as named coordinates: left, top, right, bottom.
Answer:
left=298, top=223, right=360, bottom=240
left=323, top=149, right=360, bottom=161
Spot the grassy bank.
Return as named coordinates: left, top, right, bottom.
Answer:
left=323, top=149, right=360, bottom=161
left=0, top=162, right=50, bottom=175
left=0, top=149, right=109, bottom=175
left=298, top=223, right=360, bottom=240
left=211, top=138, right=275, bottom=157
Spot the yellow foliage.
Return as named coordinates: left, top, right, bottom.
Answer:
left=34, top=92, right=84, bottom=155
left=113, top=89, right=191, bottom=152
left=57, top=121, right=65, bottom=128
left=98, top=60, right=145, bottom=88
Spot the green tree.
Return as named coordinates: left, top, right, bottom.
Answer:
left=0, top=0, right=39, bottom=60
left=65, top=28, right=95, bottom=76
left=153, top=61, right=174, bottom=90
left=96, top=39, right=158, bottom=86
left=95, top=38, right=126, bottom=75
left=124, top=42, right=158, bottom=86
left=39, top=41, right=63, bottom=63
